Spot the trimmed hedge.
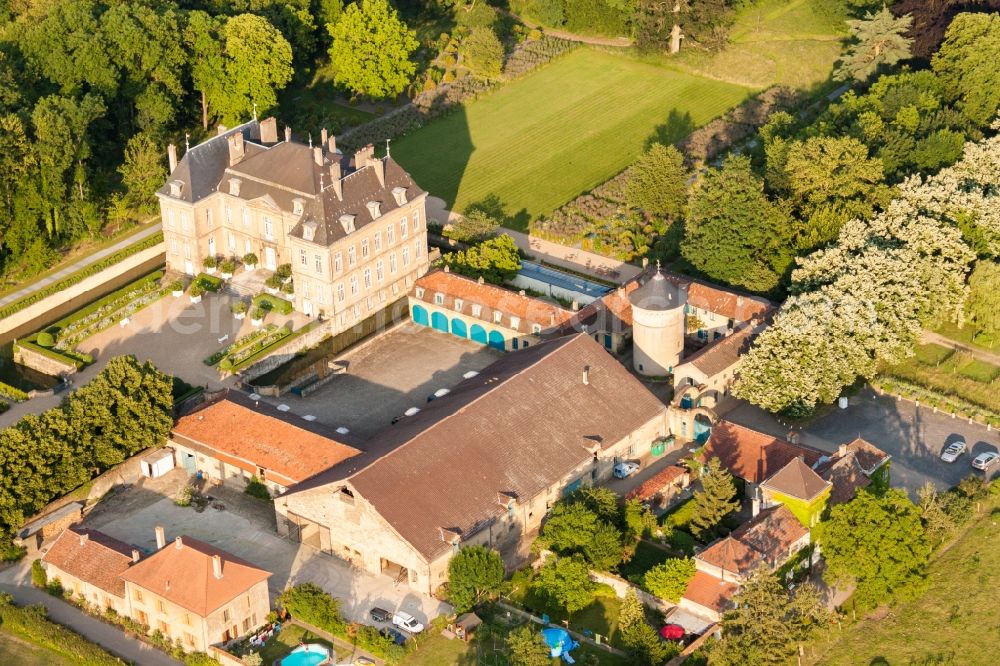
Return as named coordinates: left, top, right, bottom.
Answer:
left=204, top=325, right=279, bottom=366
left=0, top=381, right=30, bottom=402
left=195, top=273, right=224, bottom=292
left=15, top=338, right=92, bottom=370
left=0, top=231, right=163, bottom=320
left=252, top=293, right=293, bottom=315
left=46, top=271, right=165, bottom=348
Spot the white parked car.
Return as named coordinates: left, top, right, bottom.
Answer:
left=972, top=451, right=1000, bottom=470
left=941, top=439, right=967, bottom=463
left=392, top=611, right=424, bottom=634
left=613, top=461, right=640, bottom=479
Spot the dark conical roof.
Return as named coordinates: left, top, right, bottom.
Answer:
left=628, top=270, right=684, bottom=311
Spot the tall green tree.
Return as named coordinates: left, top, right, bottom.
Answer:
left=643, top=557, right=695, bottom=602
left=682, top=155, right=796, bottom=295
left=185, top=10, right=228, bottom=131
left=462, top=26, right=504, bottom=80
left=816, top=489, right=930, bottom=610
left=932, top=12, right=1000, bottom=127
left=440, top=233, right=522, bottom=284
left=506, top=624, right=551, bottom=666
left=619, top=588, right=675, bottom=665
left=625, top=143, right=688, bottom=220
left=446, top=545, right=505, bottom=613
left=119, top=133, right=167, bottom=213
left=689, top=457, right=739, bottom=540
left=835, top=8, right=913, bottom=82
left=219, top=14, right=294, bottom=124
left=531, top=555, right=595, bottom=615
left=327, top=0, right=418, bottom=99
left=537, top=499, right=624, bottom=570
left=966, top=261, right=1000, bottom=338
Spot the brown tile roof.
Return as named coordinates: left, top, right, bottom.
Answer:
left=297, top=333, right=667, bottom=561
left=158, top=121, right=262, bottom=203
left=697, top=536, right=762, bottom=576
left=700, top=421, right=824, bottom=485
left=730, top=505, right=809, bottom=565
left=412, top=269, right=574, bottom=335
left=119, top=536, right=270, bottom=617
left=625, top=465, right=688, bottom=501
left=679, top=324, right=758, bottom=378
left=172, top=393, right=361, bottom=487
left=42, top=527, right=136, bottom=598
left=820, top=454, right=872, bottom=506
left=844, top=438, right=890, bottom=473
left=682, top=570, right=738, bottom=613
left=760, top=457, right=831, bottom=502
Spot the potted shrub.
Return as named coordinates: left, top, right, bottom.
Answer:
left=276, top=263, right=292, bottom=282
left=231, top=300, right=248, bottom=320
left=189, top=282, right=205, bottom=304
left=168, top=280, right=184, bottom=297
left=203, top=256, right=218, bottom=275
left=243, top=253, right=258, bottom=271
left=250, top=307, right=266, bottom=327
left=220, top=259, right=236, bottom=279
left=265, top=274, right=282, bottom=295
left=281, top=281, right=294, bottom=296
left=36, top=331, right=56, bottom=348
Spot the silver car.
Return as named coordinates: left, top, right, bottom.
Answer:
left=941, top=439, right=966, bottom=463
left=971, top=451, right=1000, bottom=470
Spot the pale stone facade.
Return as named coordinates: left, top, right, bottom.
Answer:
left=53, top=569, right=130, bottom=616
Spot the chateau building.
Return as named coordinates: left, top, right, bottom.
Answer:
left=157, top=118, right=430, bottom=330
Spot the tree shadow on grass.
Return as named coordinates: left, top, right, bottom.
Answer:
left=644, top=109, right=696, bottom=150
left=464, top=194, right=531, bottom=232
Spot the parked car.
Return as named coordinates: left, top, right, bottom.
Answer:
left=369, top=607, right=391, bottom=623
left=392, top=611, right=425, bottom=634
left=972, top=451, right=1000, bottom=470
left=613, top=461, right=640, bottom=479
left=380, top=627, right=408, bottom=646
left=941, top=439, right=967, bottom=463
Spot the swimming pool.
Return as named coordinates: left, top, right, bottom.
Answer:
left=280, top=643, right=331, bottom=666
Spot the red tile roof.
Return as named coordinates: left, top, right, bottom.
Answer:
left=697, top=536, right=762, bottom=577
left=172, top=394, right=361, bottom=486
left=625, top=465, right=688, bottom=501
left=700, top=421, right=824, bottom=485
left=730, top=505, right=809, bottom=565
left=820, top=455, right=872, bottom=506
left=844, top=438, right=890, bottom=473
left=42, top=527, right=136, bottom=598
left=682, top=570, right=739, bottom=613
left=412, top=270, right=575, bottom=334
left=119, top=535, right=270, bottom=617
left=760, top=457, right=831, bottom=502
left=680, top=324, right=758, bottom=378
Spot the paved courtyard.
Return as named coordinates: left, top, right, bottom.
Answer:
left=83, top=483, right=451, bottom=627
left=257, top=323, right=503, bottom=439
left=723, top=387, right=1000, bottom=496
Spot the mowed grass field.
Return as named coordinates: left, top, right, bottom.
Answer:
left=0, top=630, right=77, bottom=666
left=807, top=498, right=1000, bottom=665
left=392, top=48, right=751, bottom=228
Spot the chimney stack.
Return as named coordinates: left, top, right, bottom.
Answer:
left=174, top=536, right=183, bottom=550
left=751, top=496, right=761, bottom=518
left=227, top=133, right=245, bottom=166
left=131, top=549, right=141, bottom=563
left=217, top=124, right=228, bottom=136
left=582, top=366, right=590, bottom=385
left=328, top=134, right=337, bottom=154
left=372, top=157, right=385, bottom=187
left=79, top=532, right=89, bottom=546
left=518, top=289, right=526, bottom=296
left=212, top=554, right=223, bottom=579
left=571, top=300, right=579, bottom=311
left=642, top=257, right=649, bottom=268
left=353, top=147, right=369, bottom=170
left=838, top=443, right=848, bottom=458
left=284, top=125, right=292, bottom=142
left=167, top=144, right=177, bottom=174
left=155, top=525, right=165, bottom=550
left=443, top=265, right=450, bottom=273
left=329, top=161, right=342, bottom=200
left=478, top=276, right=485, bottom=284
left=313, top=146, right=323, bottom=167
left=260, top=117, right=278, bottom=144
left=321, top=128, right=328, bottom=150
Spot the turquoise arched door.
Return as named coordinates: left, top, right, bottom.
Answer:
left=470, top=324, right=487, bottom=345
left=411, top=304, right=429, bottom=327
left=451, top=319, right=468, bottom=338
left=694, top=415, right=712, bottom=443
left=431, top=311, right=449, bottom=333
left=488, top=330, right=506, bottom=351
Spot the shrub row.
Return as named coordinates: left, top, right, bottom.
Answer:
left=204, top=324, right=278, bottom=366
left=875, top=375, right=1000, bottom=428
left=232, top=321, right=323, bottom=374
left=0, top=231, right=163, bottom=320
left=0, top=381, right=30, bottom=402
left=252, top=293, right=293, bottom=315
left=52, top=271, right=165, bottom=348
left=0, top=593, right=123, bottom=665
left=16, top=337, right=93, bottom=370
left=195, top=273, right=224, bottom=292
left=224, top=325, right=294, bottom=371
left=339, top=37, right=578, bottom=152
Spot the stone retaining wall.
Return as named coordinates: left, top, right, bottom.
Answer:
left=13, top=344, right=78, bottom=377
left=239, top=320, right=334, bottom=382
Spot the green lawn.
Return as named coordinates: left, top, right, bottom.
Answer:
left=615, top=540, right=673, bottom=582
left=393, top=48, right=751, bottom=228
left=254, top=624, right=351, bottom=664
left=913, top=342, right=954, bottom=366
left=932, top=321, right=999, bottom=351
left=882, top=349, right=1000, bottom=414
left=0, top=630, right=78, bottom=666
left=807, top=498, right=1000, bottom=665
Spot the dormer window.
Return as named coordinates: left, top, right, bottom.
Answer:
left=532, top=323, right=542, bottom=334
left=454, top=299, right=463, bottom=312
left=434, top=293, right=444, bottom=305
left=339, top=214, right=356, bottom=234
left=510, top=316, right=520, bottom=329
left=292, top=199, right=304, bottom=216
left=366, top=201, right=381, bottom=219
left=472, top=304, right=482, bottom=317
left=229, top=178, right=241, bottom=196
left=493, top=311, right=502, bottom=324
left=169, top=180, right=184, bottom=197
left=415, top=287, right=425, bottom=298
left=302, top=220, right=317, bottom=242
left=392, top=187, right=407, bottom=205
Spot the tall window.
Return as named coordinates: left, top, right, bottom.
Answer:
left=337, top=284, right=345, bottom=302
left=400, top=219, right=408, bottom=239
left=228, top=232, right=236, bottom=251
left=225, top=206, right=232, bottom=224
left=348, top=246, right=357, bottom=266
left=263, top=217, right=273, bottom=239
left=242, top=209, right=250, bottom=228
left=181, top=213, right=191, bottom=232
left=402, top=247, right=410, bottom=267
left=206, top=209, right=214, bottom=229
left=386, top=225, right=395, bottom=244
left=373, top=232, right=382, bottom=251
left=375, top=260, right=384, bottom=282
left=361, top=238, right=370, bottom=258
left=415, top=239, right=423, bottom=258
left=413, top=210, right=421, bottom=230
left=299, top=249, right=307, bottom=266
left=169, top=240, right=178, bottom=255
left=349, top=275, right=359, bottom=295
left=334, top=252, right=343, bottom=273
left=166, top=210, right=176, bottom=229
left=389, top=253, right=397, bottom=274
left=363, top=268, right=372, bottom=289
left=314, top=254, right=323, bottom=273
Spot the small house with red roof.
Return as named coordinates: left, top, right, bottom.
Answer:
left=42, top=526, right=141, bottom=615
left=625, top=464, right=690, bottom=511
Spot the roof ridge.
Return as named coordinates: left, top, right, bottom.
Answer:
left=188, top=119, right=258, bottom=154
left=346, top=335, right=585, bottom=482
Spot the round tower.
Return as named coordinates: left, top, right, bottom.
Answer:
left=629, top=268, right=686, bottom=377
